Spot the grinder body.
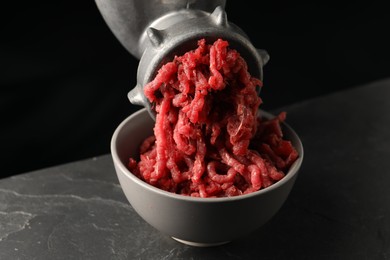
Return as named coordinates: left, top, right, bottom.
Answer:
left=95, top=0, right=269, bottom=118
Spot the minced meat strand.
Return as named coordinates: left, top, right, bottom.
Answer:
left=128, top=38, right=299, bottom=197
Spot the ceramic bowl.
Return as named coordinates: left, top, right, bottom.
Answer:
left=111, top=108, right=303, bottom=247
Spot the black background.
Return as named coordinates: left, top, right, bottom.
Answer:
left=1, top=1, right=389, bottom=178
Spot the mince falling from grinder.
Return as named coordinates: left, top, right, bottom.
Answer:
left=94, top=0, right=269, bottom=119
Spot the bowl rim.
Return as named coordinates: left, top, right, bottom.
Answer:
left=111, top=108, right=304, bottom=203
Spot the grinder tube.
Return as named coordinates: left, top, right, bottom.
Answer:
left=95, top=1, right=268, bottom=119
left=95, top=0, right=226, bottom=59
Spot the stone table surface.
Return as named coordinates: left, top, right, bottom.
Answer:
left=1, top=78, right=390, bottom=259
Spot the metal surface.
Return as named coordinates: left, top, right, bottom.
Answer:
left=95, top=0, right=269, bottom=119
left=95, top=0, right=227, bottom=59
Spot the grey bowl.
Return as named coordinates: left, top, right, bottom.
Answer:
left=111, top=108, right=304, bottom=247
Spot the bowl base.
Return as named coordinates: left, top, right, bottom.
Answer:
left=172, top=237, right=230, bottom=247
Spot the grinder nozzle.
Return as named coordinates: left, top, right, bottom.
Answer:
left=95, top=1, right=269, bottom=119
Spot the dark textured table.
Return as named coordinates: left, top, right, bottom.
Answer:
left=1, top=78, right=390, bottom=259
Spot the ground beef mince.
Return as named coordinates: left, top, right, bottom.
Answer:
left=128, top=38, right=299, bottom=198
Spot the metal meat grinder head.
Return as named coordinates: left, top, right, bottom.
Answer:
left=95, top=0, right=269, bottom=119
